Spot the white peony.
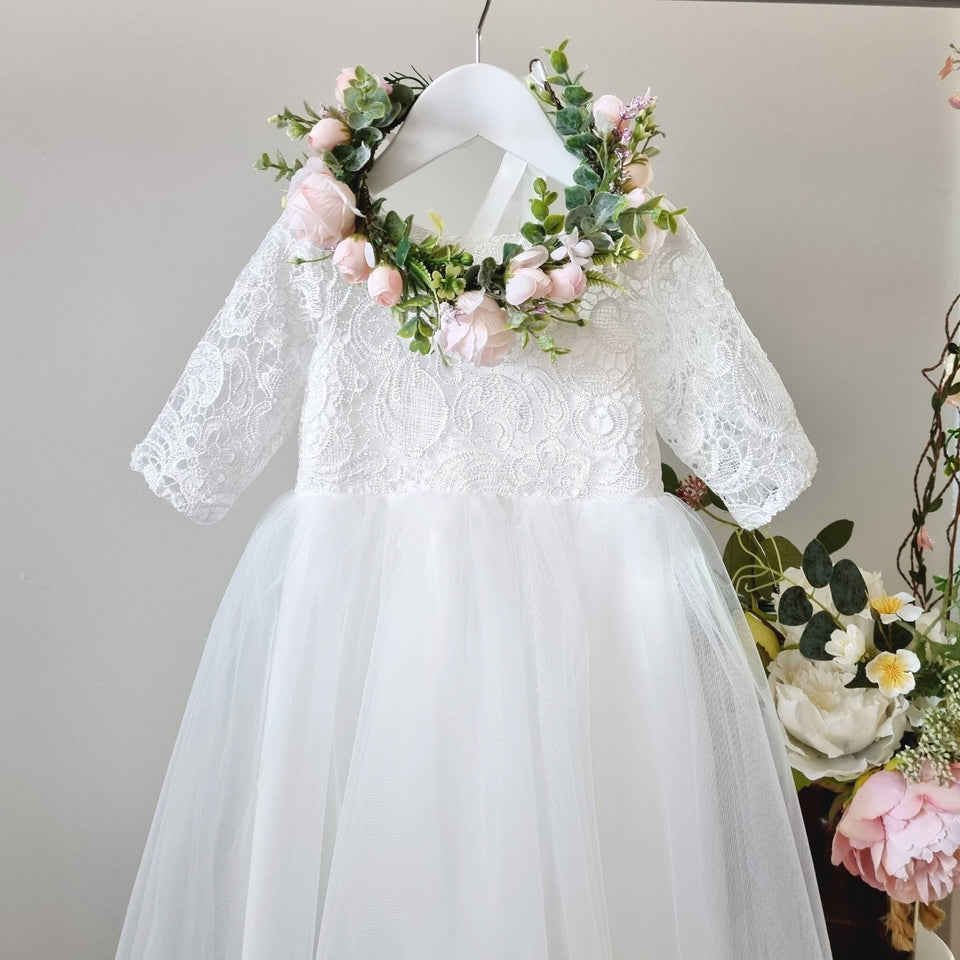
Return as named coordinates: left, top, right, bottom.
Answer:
left=767, top=649, right=909, bottom=782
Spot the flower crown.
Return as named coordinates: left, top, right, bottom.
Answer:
left=257, top=40, right=686, bottom=367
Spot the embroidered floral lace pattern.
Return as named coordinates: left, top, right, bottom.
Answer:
left=131, top=205, right=816, bottom=528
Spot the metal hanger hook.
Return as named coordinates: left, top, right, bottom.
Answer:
left=475, top=0, right=492, bottom=63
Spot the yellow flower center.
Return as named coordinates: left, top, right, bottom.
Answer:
left=871, top=595, right=903, bottom=616
left=874, top=657, right=909, bottom=688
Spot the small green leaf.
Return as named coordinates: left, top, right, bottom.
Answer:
left=530, top=199, right=550, bottom=221
left=397, top=318, right=418, bottom=338
left=549, top=49, right=568, bottom=73
left=573, top=165, right=601, bottom=190
left=802, top=539, right=834, bottom=588
left=778, top=585, right=814, bottom=626
left=661, top=463, right=680, bottom=495
left=543, top=214, right=565, bottom=235
left=520, top=222, right=546, bottom=244
left=799, top=611, right=837, bottom=661
left=395, top=235, right=410, bottom=267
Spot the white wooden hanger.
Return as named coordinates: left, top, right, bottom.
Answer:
left=365, top=0, right=578, bottom=234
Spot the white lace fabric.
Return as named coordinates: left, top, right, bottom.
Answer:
left=131, top=202, right=816, bottom=529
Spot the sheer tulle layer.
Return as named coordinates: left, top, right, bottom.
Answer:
left=116, top=490, right=832, bottom=960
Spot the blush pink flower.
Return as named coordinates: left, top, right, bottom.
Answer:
left=623, top=160, right=653, bottom=191
left=332, top=234, right=375, bottom=284
left=592, top=94, right=627, bottom=136
left=831, top=762, right=960, bottom=903
left=285, top=158, right=358, bottom=250
left=918, top=526, right=936, bottom=552
left=307, top=116, right=351, bottom=153
left=435, top=291, right=514, bottom=367
left=366, top=264, right=403, bottom=308
left=546, top=261, right=587, bottom=304
left=505, top=267, right=551, bottom=306
left=950, top=92, right=960, bottom=110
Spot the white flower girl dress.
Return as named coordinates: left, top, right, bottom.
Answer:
left=119, top=194, right=832, bottom=959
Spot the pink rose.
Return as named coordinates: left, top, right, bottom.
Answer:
left=435, top=291, right=514, bottom=367
left=307, top=117, right=351, bottom=153
left=505, top=267, right=551, bottom=306
left=546, top=261, right=587, bottom=304
left=334, top=68, right=357, bottom=106
left=367, top=264, right=403, bottom=307
left=285, top=157, right=358, bottom=250
left=593, top=94, right=626, bottom=136
left=332, top=234, right=375, bottom=284
left=831, top=763, right=960, bottom=903
left=623, top=160, right=653, bottom=191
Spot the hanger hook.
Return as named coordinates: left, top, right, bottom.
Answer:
left=475, top=0, right=492, bottom=63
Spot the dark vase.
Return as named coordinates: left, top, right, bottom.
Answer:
left=799, top=784, right=914, bottom=959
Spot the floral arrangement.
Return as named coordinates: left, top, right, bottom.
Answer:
left=255, top=41, right=686, bottom=366
left=666, top=290, right=960, bottom=928
left=940, top=43, right=960, bottom=109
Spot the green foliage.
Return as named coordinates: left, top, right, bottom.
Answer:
left=799, top=611, right=837, bottom=661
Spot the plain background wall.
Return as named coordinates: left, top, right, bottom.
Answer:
left=3, top=1, right=960, bottom=957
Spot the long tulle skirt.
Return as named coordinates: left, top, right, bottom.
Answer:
left=116, top=489, right=833, bottom=960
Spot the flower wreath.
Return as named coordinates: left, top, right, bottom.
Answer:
left=256, top=40, right=687, bottom=367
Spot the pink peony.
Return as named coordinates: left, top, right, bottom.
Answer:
left=435, top=291, right=514, bottom=367
left=546, top=261, right=587, bottom=304
left=831, top=763, right=960, bottom=903
left=332, top=234, right=375, bottom=284
left=592, top=94, right=626, bottom=136
left=307, top=116, right=351, bottom=153
left=285, top=158, right=358, bottom=250
left=366, top=264, right=403, bottom=307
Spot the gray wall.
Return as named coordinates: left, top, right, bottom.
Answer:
left=3, top=1, right=960, bottom=957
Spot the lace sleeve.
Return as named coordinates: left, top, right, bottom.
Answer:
left=130, top=213, right=329, bottom=524
left=626, top=202, right=817, bottom=530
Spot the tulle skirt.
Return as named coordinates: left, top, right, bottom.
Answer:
left=115, top=489, right=833, bottom=960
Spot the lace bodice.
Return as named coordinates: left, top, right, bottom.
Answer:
left=131, top=201, right=817, bottom=528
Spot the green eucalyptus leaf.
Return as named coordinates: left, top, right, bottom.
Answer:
left=555, top=107, right=583, bottom=136
left=829, top=559, right=868, bottom=616
left=564, top=184, right=591, bottom=210
left=778, top=585, right=814, bottom=626
left=592, top=191, right=624, bottom=226
left=799, top=611, right=837, bottom=661
left=815, top=519, right=854, bottom=554
left=397, top=317, right=419, bottom=338
left=573, top=165, right=601, bottom=190
left=802, top=539, right=833, bottom=588
left=562, top=84, right=592, bottom=106
left=843, top=662, right=875, bottom=689
left=341, top=142, right=371, bottom=171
